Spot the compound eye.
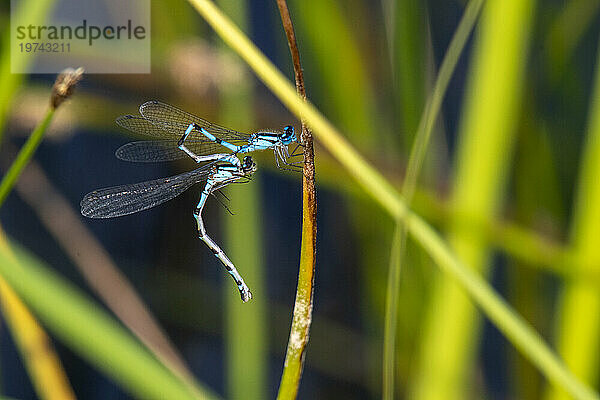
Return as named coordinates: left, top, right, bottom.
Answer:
left=283, top=125, right=294, bottom=140
left=242, top=156, right=253, bottom=168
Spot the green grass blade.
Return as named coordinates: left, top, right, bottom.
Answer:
left=394, top=0, right=427, bottom=140
left=409, top=0, right=535, bottom=398
left=383, top=0, right=484, bottom=397
left=0, top=66, right=82, bottom=208
left=0, top=109, right=55, bottom=207
left=545, top=0, right=600, bottom=83
left=0, top=242, right=218, bottom=400
left=184, top=1, right=598, bottom=397
left=406, top=214, right=599, bottom=400
left=314, top=148, right=580, bottom=281
left=402, top=0, right=484, bottom=203
left=544, top=33, right=600, bottom=400
left=0, top=229, right=76, bottom=400
left=382, top=223, right=404, bottom=400
left=381, top=0, right=396, bottom=64
left=509, top=115, right=564, bottom=399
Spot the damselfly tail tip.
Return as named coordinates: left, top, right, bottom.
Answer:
left=241, top=289, right=253, bottom=303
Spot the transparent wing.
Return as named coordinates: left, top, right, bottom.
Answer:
left=115, top=140, right=187, bottom=162
left=139, top=100, right=251, bottom=141
left=81, top=166, right=211, bottom=218
left=116, top=114, right=183, bottom=139
left=115, top=140, right=233, bottom=162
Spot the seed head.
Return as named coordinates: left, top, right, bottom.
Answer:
left=50, top=67, right=84, bottom=109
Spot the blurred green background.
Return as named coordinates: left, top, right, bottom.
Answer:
left=1, top=0, right=600, bottom=399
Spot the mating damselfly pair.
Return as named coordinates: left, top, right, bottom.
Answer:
left=80, top=101, right=302, bottom=302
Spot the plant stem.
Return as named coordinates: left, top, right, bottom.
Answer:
left=275, top=1, right=317, bottom=398
left=410, top=0, right=533, bottom=397
left=0, top=109, right=54, bottom=207
left=382, top=1, right=484, bottom=397
left=0, top=66, right=83, bottom=208
left=544, top=30, right=600, bottom=400
left=383, top=223, right=404, bottom=399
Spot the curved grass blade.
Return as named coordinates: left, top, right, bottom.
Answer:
left=0, top=229, right=76, bottom=400
left=0, top=67, right=83, bottom=209
left=0, top=242, right=216, bottom=400
left=384, top=0, right=485, bottom=397
left=544, top=32, right=600, bottom=400
left=409, top=0, right=534, bottom=398
left=0, top=110, right=54, bottom=207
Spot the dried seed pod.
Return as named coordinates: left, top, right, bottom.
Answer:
left=50, top=67, right=84, bottom=110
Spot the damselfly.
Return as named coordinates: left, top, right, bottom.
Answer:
left=81, top=156, right=257, bottom=302
left=115, top=100, right=303, bottom=169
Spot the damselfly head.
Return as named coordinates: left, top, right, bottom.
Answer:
left=280, top=125, right=296, bottom=145
left=241, top=156, right=257, bottom=173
